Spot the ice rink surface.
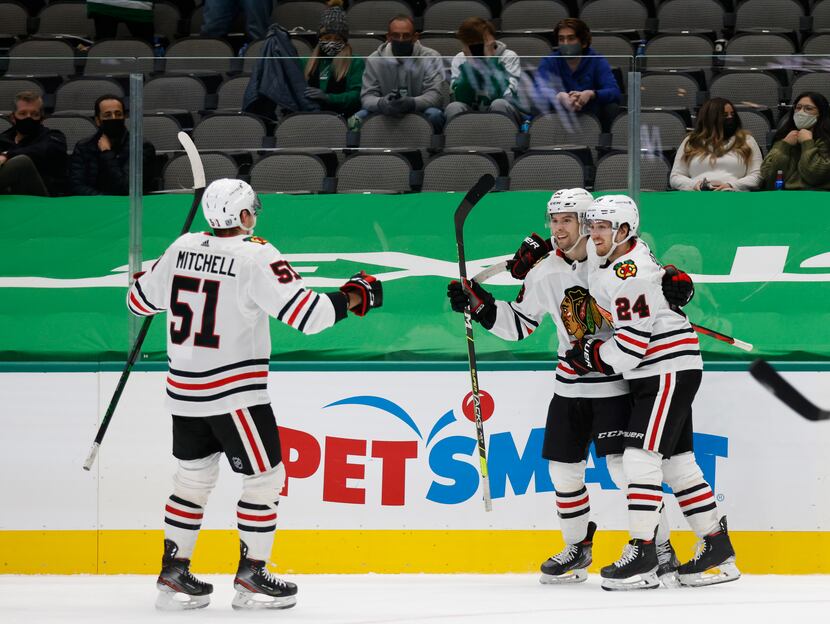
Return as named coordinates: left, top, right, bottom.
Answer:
left=2, top=574, right=829, bottom=624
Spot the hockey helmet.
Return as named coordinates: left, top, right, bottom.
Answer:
left=546, top=188, right=593, bottom=221
left=584, top=195, right=640, bottom=237
left=202, top=178, right=262, bottom=230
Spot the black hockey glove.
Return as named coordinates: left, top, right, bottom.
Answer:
left=661, top=264, right=695, bottom=308
left=564, top=338, right=615, bottom=376
left=340, top=271, right=383, bottom=316
left=508, top=232, right=553, bottom=280
left=447, top=279, right=496, bottom=329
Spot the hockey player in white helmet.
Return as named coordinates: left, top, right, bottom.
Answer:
left=128, top=179, right=383, bottom=611
left=562, top=194, right=739, bottom=590
left=447, top=189, right=693, bottom=586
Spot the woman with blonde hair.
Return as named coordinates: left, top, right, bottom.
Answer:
left=670, top=97, right=762, bottom=191
left=303, top=0, right=365, bottom=117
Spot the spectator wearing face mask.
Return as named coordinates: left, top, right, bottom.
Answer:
left=533, top=18, right=621, bottom=132
left=670, top=97, right=762, bottom=191
left=0, top=91, right=67, bottom=196
left=761, top=91, right=830, bottom=190
left=69, top=94, right=156, bottom=196
left=358, top=14, right=447, bottom=132
left=303, top=0, right=365, bottom=118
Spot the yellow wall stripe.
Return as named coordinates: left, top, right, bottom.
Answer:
left=2, top=530, right=829, bottom=575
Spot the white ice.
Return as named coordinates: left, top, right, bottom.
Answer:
left=2, top=574, right=829, bottom=624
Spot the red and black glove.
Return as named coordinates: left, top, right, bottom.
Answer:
left=564, top=338, right=615, bottom=376
left=507, top=232, right=553, bottom=280
left=662, top=264, right=694, bottom=308
left=339, top=271, right=383, bottom=316
left=447, top=279, right=496, bottom=329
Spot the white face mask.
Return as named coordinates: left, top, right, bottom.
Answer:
left=794, top=110, right=818, bottom=130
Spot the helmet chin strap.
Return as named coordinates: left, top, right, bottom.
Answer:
left=587, top=228, right=634, bottom=265
left=559, top=233, right=587, bottom=256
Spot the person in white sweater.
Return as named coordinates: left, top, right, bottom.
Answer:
left=670, top=97, right=763, bottom=191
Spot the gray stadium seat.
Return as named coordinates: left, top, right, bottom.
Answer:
left=358, top=113, right=434, bottom=149
left=726, top=33, right=797, bottom=57
left=814, top=0, right=830, bottom=33
left=192, top=113, right=266, bottom=151
left=499, top=35, right=552, bottom=69
left=250, top=154, right=329, bottom=193
left=656, top=0, right=725, bottom=32
left=276, top=112, right=347, bottom=148
left=43, top=115, right=96, bottom=153
left=7, top=40, right=76, bottom=77
left=36, top=2, right=94, bottom=38
left=423, top=0, right=492, bottom=32
left=590, top=34, right=635, bottom=69
left=242, top=40, right=266, bottom=73
left=337, top=153, right=412, bottom=192
left=803, top=34, right=830, bottom=55
left=528, top=113, right=602, bottom=150
left=84, top=39, right=155, bottom=76
left=142, top=114, right=183, bottom=151
left=509, top=152, right=585, bottom=190
left=735, top=0, right=804, bottom=32
left=0, top=79, right=44, bottom=114
left=144, top=76, right=207, bottom=120
left=347, top=0, right=412, bottom=34
left=419, top=36, right=462, bottom=57
left=349, top=37, right=384, bottom=57
left=0, top=117, right=10, bottom=133
left=0, top=2, right=29, bottom=37
left=709, top=72, right=783, bottom=115
left=163, top=153, right=238, bottom=190
left=737, top=109, right=772, bottom=154
left=292, top=36, right=314, bottom=60
left=644, top=34, right=714, bottom=71
left=154, top=2, right=181, bottom=41
left=594, top=153, right=670, bottom=191
left=272, top=1, right=326, bottom=31
left=422, top=153, right=499, bottom=192
left=54, top=78, right=125, bottom=115
left=164, top=37, right=236, bottom=74
left=579, top=0, right=649, bottom=32
left=611, top=111, right=689, bottom=152
left=444, top=112, right=518, bottom=151
left=640, top=73, right=699, bottom=109
left=216, top=76, right=250, bottom=112
left=500, top=0, right=568, bottom=32
left=791, top=73, right=830, bottom=108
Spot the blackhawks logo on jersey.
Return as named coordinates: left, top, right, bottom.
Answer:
left=614, top=259, right=638, bottom=280
left=244, top=235, right=269, bottom=245
left=560, top=286, right=613, bottom=341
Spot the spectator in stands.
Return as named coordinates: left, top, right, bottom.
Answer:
left=446, top=17, right=523, bottom=124
left=358, top=15, right=447, bottom=132
left=201, top=0, right=272, bottom=41
left=670, top=97, right=762, bottom=192
left=533, top=18, right=621, bottom=132
left=86, top=0, right=153, bottom=41
left=761, top=92, right=830, bottom=191
left=303, top=0, right=364, bottom=118
left=0, top=91, right=67, bottom=196
left=69, top=95, right=156, bottom=196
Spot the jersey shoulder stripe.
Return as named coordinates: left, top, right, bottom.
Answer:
left=133, top=280, right=162, bottom=311
left=297, top=293, right=321, bottom=332
left=277, top=289, right=305, bottom=321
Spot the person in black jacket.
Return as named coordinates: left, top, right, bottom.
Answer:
left=0, top=91, right=67, bottom=196
left=69, top=94, right=156, bottom=196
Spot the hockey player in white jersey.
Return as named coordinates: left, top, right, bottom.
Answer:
left=563, top=195, right=739, bottom=590
left=446, top=189, right=692, bottom=586
left=127, top=179, right=382, bottom=611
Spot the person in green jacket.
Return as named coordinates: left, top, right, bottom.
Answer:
left=303, top=0, right=365, bottom=118
left=761, top=91, right=830, bottom=190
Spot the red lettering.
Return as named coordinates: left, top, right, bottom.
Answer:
left=371, top=440, right=418, bottom=506
left=278, top=426, right=321, bottom=496
left=323, top=437, right=366, bottom=504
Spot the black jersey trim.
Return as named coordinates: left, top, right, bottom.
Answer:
left=558, top=508, right=590, bottom=519
left=628, top=503, right=661, bottom=512
left=618, top=326, right=651, bottom=338
left=629, top=483, right=663, bottom=491
left=170, top=495, right=202, bottom=509
left=169, top=358, right=270, bottom=379
left=277, top=289, right=304, bottom=321
left=509, top=303, right=539, bottom=327
left=238, top=501, right=274, bottom=511
left=682, top=502, right=717, bottom=516
left=164, top=518, right=201, bottom=530
left=511, top=310, right=525, bottom=340
left=128, top=300, right=151, bottom=317
left=556, top=486, right=587, bottom=498
left=297, top=293, right=320, bottom=332
left=167, top=383, right=268, bottom=403
left=134, top=280, right=161, bottom=311
left=639, top=350, right=701, bottom=367
left=651, top=327, right=696, bottom=341
left=237, top=523, right=277, bottom=533
left=674, top=482, right=709, bottom=498
left=555, top=373, right=625, bottom=384
left=325, top=291, right=349, bottom=322
left=614, top=340, right=645, bottom=359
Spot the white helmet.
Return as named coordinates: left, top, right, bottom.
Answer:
left=201, top=178, right=261, bottom=230
left=584, top=195, right=640, bottom=261
left=546, top=187, right=593, bottom=220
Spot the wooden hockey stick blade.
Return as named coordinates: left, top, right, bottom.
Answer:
left=473, top=261, right=509, bottom=283
left=749, top=359, right=830, bottom=422
left=453, top=174, right=495, bottom=237
left=691, top=323, right=753, bottom=352
left=178, top=131, right=206, bottom=189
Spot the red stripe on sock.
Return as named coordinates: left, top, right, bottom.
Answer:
left=165, top=505, right=203, bottom=520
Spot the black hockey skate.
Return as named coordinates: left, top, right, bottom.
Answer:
left=540, top=521, right=596, bottom=584
left=232, top=541, right=298, bottom=610
left=600, top=539, right=660, bottom=591
left=677, top=516, right=741, bottom=587
left=155, top=539, right=213, bottom=611
left=656, top=539, right=681, bottom=588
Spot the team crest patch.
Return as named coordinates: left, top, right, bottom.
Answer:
left=244, top=235, right=269, bottom=245
left=614, top=259, right=638, bottom=280
left=560, top=286, right=613, bottom=341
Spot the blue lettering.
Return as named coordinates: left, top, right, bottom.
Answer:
left=426, top=436, right=479, bottom=504
left=488, top=428, right=553, bottom=498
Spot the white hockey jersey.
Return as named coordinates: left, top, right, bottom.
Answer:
left=127, top=232, right=346, bottom=416
left=587, top=239, right=703, bottom=380
left=485, top=250, right=628, bottom=398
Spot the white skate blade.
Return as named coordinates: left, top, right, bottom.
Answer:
left=232, top=590, right=297, bottom=610
left=601, top=570, right=660, bottom=592
left=678, top=559, right=741, bottom=588
left=539, top=568, right=588, bottom=585
left=658, top=571, right=681, bottom=588
left=155, top=587, right=210, bottom=611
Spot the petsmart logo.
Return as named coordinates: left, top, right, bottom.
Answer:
left=278, top=391, right=728, bottom=506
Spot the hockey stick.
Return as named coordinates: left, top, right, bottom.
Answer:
left=472, top=264, right=753, bottom=352
left=83, top=132, right=206, bottom=471
left=749, top=359, right=830, bottom=422
left=454, top=173, right=497, bottom=512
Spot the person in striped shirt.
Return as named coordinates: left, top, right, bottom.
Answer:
left=128, top=179, right=382, bottom=610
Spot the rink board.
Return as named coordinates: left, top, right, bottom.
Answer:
left=1, top=369, right=829, bottom=574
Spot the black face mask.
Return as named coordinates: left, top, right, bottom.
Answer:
left=469, top=43, right=485, bottom=56
left=390, top=40, right=414, bottom=57
left=722, top=118, right=737, bottom=139
left=101, top=118, right=126, bottom=142
left=14, top=117, right=42, bottom=137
